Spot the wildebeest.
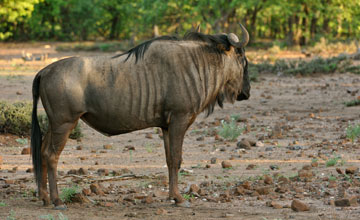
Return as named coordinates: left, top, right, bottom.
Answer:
left=31, top=24, right=250, bottom=209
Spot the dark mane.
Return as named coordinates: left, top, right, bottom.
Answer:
left=112, top=32, right=231, bottom=63
left=112, top=36, right=179, bottom=63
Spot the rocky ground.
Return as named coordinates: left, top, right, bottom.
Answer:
left=0, top=44, right=360, bottom=220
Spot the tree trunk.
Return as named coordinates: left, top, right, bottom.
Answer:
left=109, top=15, right=119, bottom=40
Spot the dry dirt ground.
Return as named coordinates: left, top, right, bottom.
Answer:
left=0, top=44, right=360, bottom=220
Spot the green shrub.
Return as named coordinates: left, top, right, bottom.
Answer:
left=0, top=101, right=32, bottom=135
left=60, top=185, right=80, bottom=203
left=218, top=119, right=244, bottom=141
left=0, top=101, right=82, bottom=139
left=346, top=124, right=360, bottom=142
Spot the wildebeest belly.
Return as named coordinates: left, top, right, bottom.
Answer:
left=80, top=108, right=163, bottom=136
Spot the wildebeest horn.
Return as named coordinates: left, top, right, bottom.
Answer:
left=227, top=24, right=249, bottom=48
left=195, top=25, right=201, bottom=33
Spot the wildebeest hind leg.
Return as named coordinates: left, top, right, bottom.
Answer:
left=39, top=131, right=51, bottom=206
left=45, top=121, right=79, bottom=209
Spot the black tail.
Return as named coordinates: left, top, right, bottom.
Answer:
left=31, top=74, right=42, bottom=190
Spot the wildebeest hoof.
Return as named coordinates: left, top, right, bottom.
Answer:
left=53, top=204, right=67, bottom=210
left=42, top=198, right=51, bottom=206
left=175, top=200, right=191, bottom=208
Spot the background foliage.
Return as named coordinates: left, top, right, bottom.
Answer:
left=0, top=0, right=359, bottom=45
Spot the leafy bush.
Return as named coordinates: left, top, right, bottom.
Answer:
left=0, top=101, right=82, bottom=139
left=346, top=124, right=360, bottom=142
left=218, top=119, right=244, bottom=141
left=0, top=101, right=32, bottom=135
left=59, top=185, right=80, bottom=203
left=249, top=54, right=356, bottom=75
left=344, top=99, right=360, bottom=107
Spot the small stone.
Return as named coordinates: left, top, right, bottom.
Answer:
left=210, top=157, right=218, bottom=164
left=90, top=183, right=105, bottom=195
left=266, top=201, right=282, bottom=209
left=264, top=175, right=273, bottom=184
left=246, top=164, right=256, bottom=170
left=256, top=141, right=264, bottom=147
left=79, top=156, right=87, bottom=161
left=124, top=145, right=135, bottom=151
left=256, top=187, right=271, bottom=195
left=67, top=169, right=78, bottom=175
left=214, top=134, right=222, bottom=141
left=311, top=161, right=318, bottom=167
left=205, top=164, right=211, bottom=168
left=345, top=166, right=359, bottom=175
left=221, top=161, right=232, bottom=169
left=265, top=147, right=273, bottom=151
left=143, top=195, right=154, bottom=204
left=125, top=212, right=137, bottom=217
left=82, top=188, right=91, bottom=196
left=336, top=168, right=343, bottom=174
left=298, top=170, right=313, bottom=178
left=4, top=179, right=15, bottom=184
left=78, top=168, right=88, bottom=175
left=196, top=136, right=204, bottom=141
left=335, top=199, right=351, bottom=207
left=156, top=208, right=167, bottom=215
left=145, top=133, right=153, bottom=139
left=71, top=193, right=90, bottom=204
left=235, top=186, right=245, bottom=195
left=26, top=168, right=33, bottom=173
left=76, top=145, right=83, bottom=150
left=237, top=140, right=251, bottom=150
left=291, top=200, right=310, bottom=212
left=21, top=147, right=31, bottom=155
left=189, top=184, right=200, bottom=193
left=103, top=144, right=112, bottom=149
left=97, top=168, right=109, bottom=176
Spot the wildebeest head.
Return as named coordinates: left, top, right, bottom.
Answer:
left=215, top=24, right=251, bottom=105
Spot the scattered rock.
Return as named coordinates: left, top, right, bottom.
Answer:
left=97, top=168, right=109, bottom=176
left=291, top=200, right=310, bottom=212
left=264, top=175, right=273, bottom=184
left=311, top=161, right=318, bottom=167
left=345, top=166, right=359, bottom=175
left=90, top=183, right=105, bottom=196
left=221, top=161, right=232, bottom=169
left=256, top=141, right=264, bottom=147
left=82, top=188, right=91, bottom=196
left=210, top=157, right=218, bottom=164
left=124, top=145, right=135, bottom=151
left=189, top=184, right=200, bottom=193
left=4, top=179, right=15, bottom=184
left=265, top=147, right=273, bottom=151
left=196, top=136, right=204, bottom=141
left=125, top=212, right=137, bottom=217
left=145, top=133, right=153, bottom=139
left=286, top=145, right=303, bottom=150
left=237, top=140, right=251, bottom=150
left=71, top=193, right=90, bottom=204
left=256, top=187, right=271, bottom=195
left=155, top=208, right=167, bottom=215
left=205, top=164, right=211, bottom=168
left=21, top=147, right=31, bottom=155
left=234, top=186, right=245, bottom=195
left=26, top=168, right=33, bottom=173
left=266, top=201, right=283, bottom=209
left=143, top=195, right=154, bottom=204
left=298, top=169, right=313, bottom=178
left=67, top=169, right=78, bottom=175
left=246, top=164, right=256, bottom=170
left=103, top=144, right=112, bottom=149
left=76, top=145, right=83, bottom=150
left=335, top=198, right=351, bottom=207
left=78, top=167, right=88, bottom=175
left=336, top=168, right=343, bottom=174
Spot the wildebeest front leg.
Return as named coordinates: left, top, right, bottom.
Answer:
left=163, top=114, right=192, bottom=207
